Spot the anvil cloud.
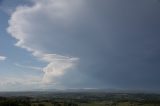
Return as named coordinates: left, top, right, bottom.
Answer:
left=6, top=0, right=160, bottom=91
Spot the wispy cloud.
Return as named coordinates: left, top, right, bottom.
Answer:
left=15, top=63, right=42, bottom=71
left=0, top=56, right=6, bottom=61
left=0, top=76, right=41, bottom=86
left=0, top=75, right=43, bottom=91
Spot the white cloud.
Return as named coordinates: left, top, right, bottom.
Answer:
left=0, top=76, right=40, bottom=86
left=0, top=76, right=43, bottom=91
left=42, top=59, right=75, bottom=84
left=15, top=63, right=42, bottom=71
left=32, top=51, right=78, bottom=83
left=0, top=56, right=6, bottom=61
left=7, top=0, right=80, bottom=84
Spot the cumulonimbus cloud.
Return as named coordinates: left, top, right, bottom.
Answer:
left=6, top=0, right=160, bottom=90
left=7, top=0, right=80, bottom=84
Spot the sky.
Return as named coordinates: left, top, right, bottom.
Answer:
left=0, top=0, right=160, bottom=92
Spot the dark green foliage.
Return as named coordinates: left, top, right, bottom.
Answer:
left=0, top=97, right=31, bottom=106
left=38, top=104, right=45, bottom=106
left=0, top=93, right=160, bottom=106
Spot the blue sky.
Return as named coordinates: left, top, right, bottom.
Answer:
left=0, top=0, right=44, bottom=90
left=0, top=0, right=160, bottom=92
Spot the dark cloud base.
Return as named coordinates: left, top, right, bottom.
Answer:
left=53, top=0, right=160, bottom=91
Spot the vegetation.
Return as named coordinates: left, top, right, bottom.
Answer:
left=0, top=92, right=160, bottom=106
